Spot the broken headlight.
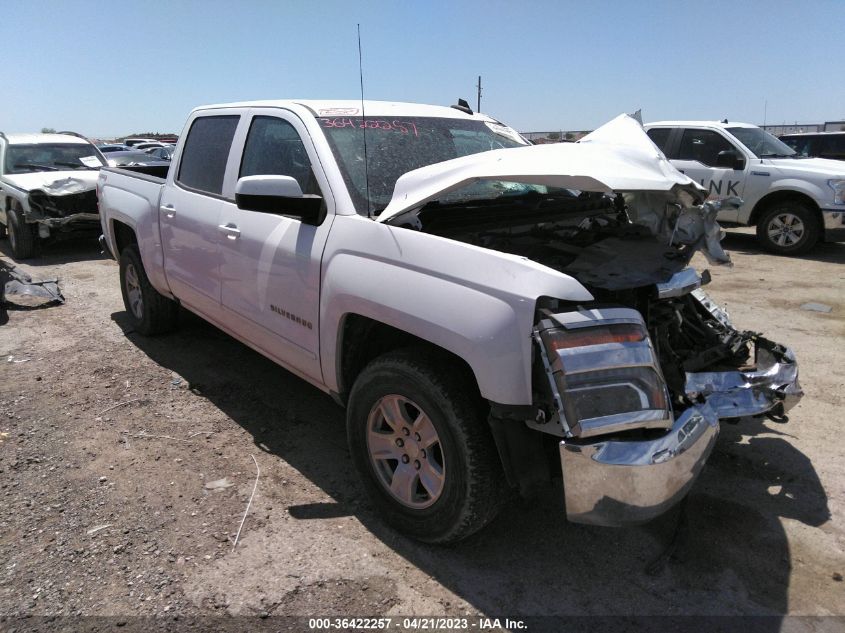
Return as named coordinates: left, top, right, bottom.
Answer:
left=536, top=308, right=672, bottom=438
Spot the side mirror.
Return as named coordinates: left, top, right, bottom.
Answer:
left=235, top=175, right=325, bottom=226
left=716, top=149, right=746, bottom=170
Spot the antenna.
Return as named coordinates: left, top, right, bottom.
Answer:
left=357, top=24, right=372, bottom=219
left=476, top=75, right=482, bottom=113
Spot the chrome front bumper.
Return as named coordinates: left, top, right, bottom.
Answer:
left=560, top=343, right=801, bottom=527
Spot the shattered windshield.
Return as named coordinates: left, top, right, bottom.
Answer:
left=318, top=116, right=530, bottom=215
left=4, top=143, right=106, bottom=174
left=726, top=127, right=797, bottom=158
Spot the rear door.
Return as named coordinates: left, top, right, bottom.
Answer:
left=159, top=111, right=242, bottom=318
left=666, top=127, right=747, bottom=223
left=217, top=108, right=335, bottom=383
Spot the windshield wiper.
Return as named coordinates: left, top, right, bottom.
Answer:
left=759, top=153, right=795, bottom=158
left=54, top=161, right=94, bottom=169
left=13, top=163, right=59, bottom=172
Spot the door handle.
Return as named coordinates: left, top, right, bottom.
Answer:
left=160, top=204, right=176, bottom=219
left=218, top=223, right=241, bottom=239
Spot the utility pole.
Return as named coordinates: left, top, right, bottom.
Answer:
left=476, top=76, right=482, bottom=113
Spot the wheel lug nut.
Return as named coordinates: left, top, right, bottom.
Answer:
left=395, top=438, right=404, bottom=447
left=402, top=428, right=410, bottom=436
left=421, top=449, right=427, bottom=458
left=414, top=432, right=421, bottom=442
left=414, top=460, right=421, bottom=470
left=401, top=455, right=409, bottom=464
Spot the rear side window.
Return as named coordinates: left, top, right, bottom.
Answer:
left=239, top=116, right=320, bottom=195
left=782, top=136, right=813, bottom=157
left=677, top=129, right=734, bottom=166
left=646, top=128, right=671, bottom=153
left=177, top=115, right=239, bottom=195
left=820, top=135, right=845, bottom=159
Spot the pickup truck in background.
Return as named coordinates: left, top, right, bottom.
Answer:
left=0, top=132, right=108, bottom=258
left=644, top=120, right=845, bottom=255
left=97, top=101, right=803, bottom=543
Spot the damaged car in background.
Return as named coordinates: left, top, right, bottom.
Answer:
left=0, top=131, right=107, bottom=258
left=97, top=101, right=802, bottom=542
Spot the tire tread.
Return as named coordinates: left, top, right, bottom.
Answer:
left=119, top=245, right=179, bottom=335
left=347, top=347, right=505, bottom=544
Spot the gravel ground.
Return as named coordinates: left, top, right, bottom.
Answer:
left=0, top=229, right=843, bottom=631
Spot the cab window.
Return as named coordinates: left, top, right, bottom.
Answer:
left=677, top=129, right=734, bottom=166
left=177, top=115, right=239, bottom=195
left=646, top=128, right=672, bottom=153
left=820, top=135, right=845, bottom=160
left=239, top=116, right=321, bottom=195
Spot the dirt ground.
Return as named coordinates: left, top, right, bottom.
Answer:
left=0, top=228, right=843, bottom=631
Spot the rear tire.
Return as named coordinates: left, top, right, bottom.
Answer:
left=7, top=206, right=38, bottom=259
left=119, top=244, right=179, bottom=335
left=347, top=348, right=505, bottom=544
left=756, top=201, right=820, bottom=255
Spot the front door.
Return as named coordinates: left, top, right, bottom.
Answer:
left=670, top=128, right=746, bottom=223
left=217, top=110, right=335, bottom=383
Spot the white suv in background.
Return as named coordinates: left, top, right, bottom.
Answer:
left=0, top=132, right=106, bottom=258
left=644, top=120, right=845, bottom=255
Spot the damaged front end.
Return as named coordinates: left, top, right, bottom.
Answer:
left=27, top=177, right=99, bottom=233
left=378, top=113, right=803, bottom=526
left=533, top=283, right=801, bottom=526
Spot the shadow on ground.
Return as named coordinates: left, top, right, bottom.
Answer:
left=113, top=308, right=830, bottom=629
left=0, top=233, right=103, bottom=266
left=722, top=230, right=845, bottom=264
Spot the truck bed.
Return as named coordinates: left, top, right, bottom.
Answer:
left=101, top=164, right=170, bottom=182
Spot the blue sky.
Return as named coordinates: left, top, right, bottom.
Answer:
left=2, top=0, right=842, bottom=137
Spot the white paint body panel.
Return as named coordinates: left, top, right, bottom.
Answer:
left=380, top=115, right=702, bottom=222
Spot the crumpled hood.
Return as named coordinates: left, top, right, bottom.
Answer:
left=1, top=170, right=99, bottom=194
left=765, top=156, right=845, bottom=179
left=378, top=114, right=706, bottom=223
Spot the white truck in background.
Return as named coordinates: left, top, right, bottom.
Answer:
left=644, top=120, right=845, bottom=255
left=96, top=100, right=802, bottom=543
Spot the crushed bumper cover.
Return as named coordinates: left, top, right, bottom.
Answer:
left=37, top=212, right=100, bottom=229
left=560, top=343, right=801, bottom=526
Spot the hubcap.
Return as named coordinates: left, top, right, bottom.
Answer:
left=366, top=394, right=445, bottom=509
left=767, top=213, right=805, bottom=247
left=124, top=263, right=143, bottom=319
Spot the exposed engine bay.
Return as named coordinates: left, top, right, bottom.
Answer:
left=408, top=190, right=796, bottom=419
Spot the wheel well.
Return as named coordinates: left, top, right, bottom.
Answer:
left=112, top=220, right=138, bottom=255
left=337, top=314, right=479, bottom=404
left=749, top=190, right=820, bottom=226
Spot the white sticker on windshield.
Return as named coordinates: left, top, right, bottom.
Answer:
left=484, top=122, right=527, bottom=145
left=79, top=156, right=101, bottom=167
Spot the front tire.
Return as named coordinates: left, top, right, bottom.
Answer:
left=756, top=201, right=820, bottom=255
left=7, top=206, right=38, bottom=259
left=119, top=244, right=179, bottom=335
left=347, top=348, right=505, bottom=543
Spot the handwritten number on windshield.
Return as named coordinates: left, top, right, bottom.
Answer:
left=319, top=118, right=419, bottom=137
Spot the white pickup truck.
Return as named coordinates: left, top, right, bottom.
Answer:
left=97, top=100, right=802, bottom=543
left=644, top=120, right=845, bottom=255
